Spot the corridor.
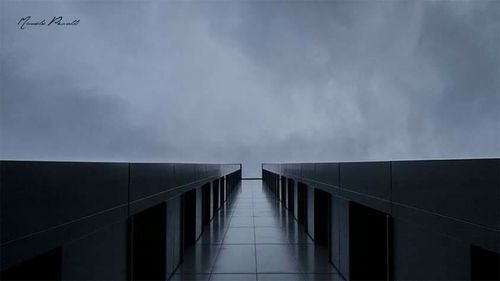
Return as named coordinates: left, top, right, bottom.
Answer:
left=172, top=180, right=341, bottom=281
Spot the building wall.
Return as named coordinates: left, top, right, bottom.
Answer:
left=0, top=161, right=242, bottom=280
left=263, top=159, right=499, bottom=280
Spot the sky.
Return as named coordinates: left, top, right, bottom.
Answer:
left=1, top=0, right=499, bottom=177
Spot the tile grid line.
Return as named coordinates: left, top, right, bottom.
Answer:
left=253, top=182, right=259, bottom=281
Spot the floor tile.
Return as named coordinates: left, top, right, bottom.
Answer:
left=253, top=210, right=277, bottom=217
left=212, top=245, right=256, bottom=273
left=232, top=213, right=255, bottom=217
left=228, top=216, right=254, bottom=227
left=256, top=245, right=302, bottom=273
left=254, top=217, right=281, bottom=227
left=255, top=227, right=288, bottom=244
left=223, top=227, right=255, bottom=244
left=232, top=210, right=254, bottom=217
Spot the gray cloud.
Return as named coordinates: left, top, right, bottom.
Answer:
left=1, top=0, right=499, bottom=176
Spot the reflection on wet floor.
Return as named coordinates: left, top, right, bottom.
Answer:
left=171, top=180, right=341, bottom=281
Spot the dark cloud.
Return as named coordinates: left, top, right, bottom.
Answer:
left=1, top=0, right=499, bottom=176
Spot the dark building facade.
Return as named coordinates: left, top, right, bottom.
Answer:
left=0, top=161, right=241, bottom=280
left=1, top=159, right=499, bottom=280
left=263, top=159, right=500, bottom=280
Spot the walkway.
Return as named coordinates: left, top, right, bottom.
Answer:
left=172, top=180, right=341, bottom=281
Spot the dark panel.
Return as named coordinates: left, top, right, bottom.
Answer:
left=393, top=220, right=470, bottom=280
left=213, top=180, right=219, bottom=214
left=202, top=183, right=211, bottom=228
left=313, top=163, right=339, bottom=187
left=0, top=205, right=127, bottom=271
left=392, top=159, right=500, bottom=229
left=220, top=177, right=225, bottom=205
left=287, top=179, right=295, bottom=216
left=301, top=163, right=315, bottom=182
left=297, top=182, right=307, bottom=224
left=281, top=177, right=287, bottom=208
left=131, top=203, right=166, bottom=281
left=339, top=198, right=350, bottom=280
left=278, top=179, right=282, bottom=202
left=340, top=161, right=390, bottom=200
left=330, top=197, right=341, bottom=270
left=166, top=196, right=182, bottom=278
left=197, top=165, right=206, bottom=179
left=392, top=202, right=499, bottom=253
left=62, top=222, right=127, bottom=280
left=1, top=247, right=62, bottom=281
left=306, top=187, right=315, bottom=239
left=129, top=163, right=175, bottom=201
left=209, top=182, right=214, bottom=220
left=195, top=187, right=203, bottom=240
left=470, top=245, right=500, bottom=281
left=175, top=164, right=197, bottom=187
left=349, top=202, right=389, bottom=281
left=183, top=189, right=197, bottom=247
left=293, top=181, right=299, bottom=220
left=0, top=161, right=128, bottom=243
left=291, top=163, right=301, bottom=178
left=314, top=189, right=331, bottom=246
left=225, top=180, right=230, bottom=203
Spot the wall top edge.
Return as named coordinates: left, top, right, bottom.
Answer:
left=0, top=160, right=242, bottom=166
left=262, top=157, right=499, bottom=166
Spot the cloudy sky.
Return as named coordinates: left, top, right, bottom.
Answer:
left=1, top=0, right=499, bottom=176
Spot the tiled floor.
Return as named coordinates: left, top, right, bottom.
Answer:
left=171, top=180, right=341, bottom=281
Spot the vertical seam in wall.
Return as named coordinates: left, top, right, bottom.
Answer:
left=127, top=163, right=131, bottom=218
left=388, top=161, right=393, bottom=281
left=338, top=162, right=346, bottom=279
left=338, top=163, right=342, bottom=195
left=389, top=161, right=393, bottom=215
left=252, top=182, right=258, bottom=280
left=127, top=162, right=132, bottom=280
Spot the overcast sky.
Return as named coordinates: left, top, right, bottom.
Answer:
left=1, top=0, right=499, bottom=176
